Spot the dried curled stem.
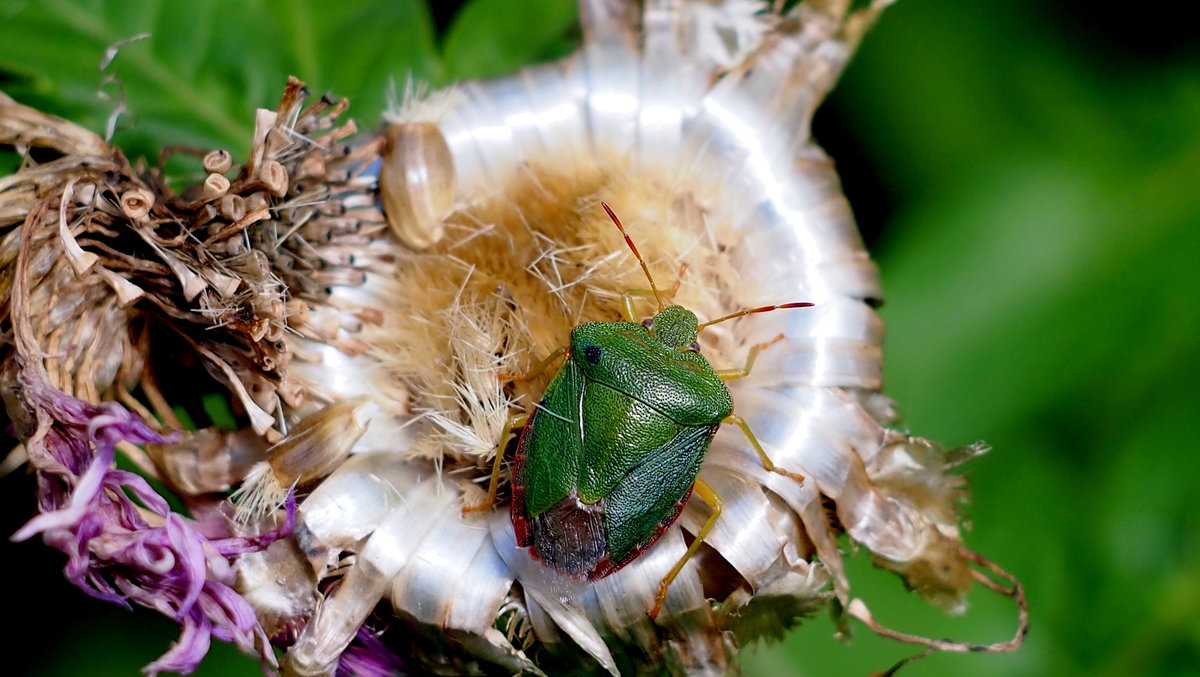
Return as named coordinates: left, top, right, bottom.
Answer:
left=847, top=546, right=1029, bottom=662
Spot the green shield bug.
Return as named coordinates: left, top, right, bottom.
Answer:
left=465, top=203, right=811, bottom=618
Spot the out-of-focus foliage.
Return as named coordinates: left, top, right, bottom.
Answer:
left=2, top=0, right=1197, bottom=675
left=745, top=1, right=1200, bottom=675
left=0, top=0, right=437, bottom=158
left=0, top=0, right=576, bottom=161
left=441, top=0, right=578, bottom=80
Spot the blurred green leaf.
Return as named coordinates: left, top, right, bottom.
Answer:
left=202, top=391, right=239, bottom=430
left=0, top=0, right=439, bottom=159
left=31, top=602, right=263, bottom=677
left=442, top=0, right=577, bottom=80
left=260, top=0, right=441, bottom=115
left=747, top=0, right=1200, bottom=675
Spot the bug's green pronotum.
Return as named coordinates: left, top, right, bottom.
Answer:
left=465, top=203, right=811, bottom=618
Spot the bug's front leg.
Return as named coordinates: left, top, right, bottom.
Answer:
left=620, top=262, right=689, bottom=322
left=714, top=334, right=805, bottom=481
left=620, top=289, right=657, bottom=323
left=649, top=478, right=723, bottom=620
left=724, top=413, right=806, bottom=483
left=499, top=347, right=568, bottom=382
left=462, top=413, right=527, bottom=514
left=715, top=333, right=785, bottom=380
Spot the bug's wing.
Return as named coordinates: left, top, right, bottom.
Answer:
left=602, top=424, right=717, bottom=568
left=518, top=359, right=585, bottom=519
left=576, top=381, right=682, bottom=503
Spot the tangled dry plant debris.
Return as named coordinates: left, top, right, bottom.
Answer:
left=0, top=78, right=391, bottom=673
left=1, top=79, right=377, bottom=444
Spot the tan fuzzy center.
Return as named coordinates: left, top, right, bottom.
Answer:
left=366, top=155, right=746, bottom=474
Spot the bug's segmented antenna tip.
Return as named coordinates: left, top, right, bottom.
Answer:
left=698, top=302, right=815, bottom=330
left=601, top=202, right=663, bottom=309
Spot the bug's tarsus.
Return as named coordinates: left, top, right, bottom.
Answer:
left=602, top=202, right=664, bottom=310
left=462, top=412, right=529, bottom=514
left=648, top=478, right=723, bottom=620
left=698, top=301, right=814, bottom=330
left=725, top=413, right=806, bottom=483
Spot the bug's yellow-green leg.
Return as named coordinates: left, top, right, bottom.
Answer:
left=724, top=413, right=805, bottom=483
left=713, top=333, right=804, bottom=481
left=500, top=346, right=568, bottom=382
left=620, top=289, right=658, bottom=322
left=471, top=343, right=569, bottom=513
left=462, top=412, right=528, bottom=514
left=649, top=477, right=723, bottom=619
left=715, top=333, right=785, bottom=380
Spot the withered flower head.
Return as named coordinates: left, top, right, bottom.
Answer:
left=0, top=1, right=1025, bottom=675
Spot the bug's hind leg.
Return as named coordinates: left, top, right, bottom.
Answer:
left=462, top=413, right=527, bottom=514
left=724, top=413, right=806, bottom=483
left=649, top=478, right=723, bottom=619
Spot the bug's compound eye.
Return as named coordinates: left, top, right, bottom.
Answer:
left=583, top=344, right=602, bottom=364
left=687, top=341, right=701, bottom=353
left=641, top=318, right=654, bottom=330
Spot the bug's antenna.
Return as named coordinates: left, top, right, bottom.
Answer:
left=697, top=302, right=814, bottom=330
left=668, top=262, right=689, bottom=300
left=602, top=202, right=664, bottom=310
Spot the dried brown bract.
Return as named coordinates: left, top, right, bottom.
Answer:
left=0, top=79, right=380, bottom=446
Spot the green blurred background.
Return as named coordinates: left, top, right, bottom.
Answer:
left=1, top=1, right=1197, bottom=675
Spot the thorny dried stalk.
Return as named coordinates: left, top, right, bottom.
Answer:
left=0, top=1, right=1027, bottom=676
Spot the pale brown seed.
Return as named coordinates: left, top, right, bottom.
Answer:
left=246, top=191, right=269, bottom=214
left=95, top=267, right=145, bottom=307
left=219, top=194, right=246, bottom=222
left=379, top=122, right=454, bottom=250
left=265, top=399, right=369, bottom=487
left=56, top=180, right=99, bottom=276
left=201, top=269, right=242, bottom=297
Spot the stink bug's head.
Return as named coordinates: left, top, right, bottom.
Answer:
left=601, top=203, right=701, bottom=350
left=601, top=202, right=813, bottom=350
left=651, top=304, right=700, bottom=349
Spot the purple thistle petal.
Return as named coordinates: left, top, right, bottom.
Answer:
left=6, top=352, right=286, bottom=675
left=199, top=585, right=262, bottom=645
left=214, top=491, right=296, bottom=557
left=12, top=433, right=114, bottom=540
left=144, top=614, right=213, bottom=677
left=107, top=468, right=172, bottom=515
left=165, top=514, right=208, bottom=618
left=337, top=626, right=407, bottom=677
